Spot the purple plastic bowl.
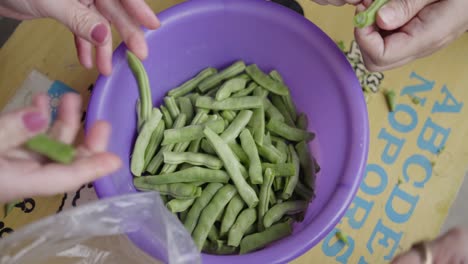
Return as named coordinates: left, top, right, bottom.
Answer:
left=86, top=0, right=369, bottom=263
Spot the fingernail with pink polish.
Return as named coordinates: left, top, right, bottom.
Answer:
left=91, top=23, right=108, bottom=44
left=23, top=111, right=47, bottom=132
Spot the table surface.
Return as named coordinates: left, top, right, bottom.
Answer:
left=2, top=1, right=468, bottom=263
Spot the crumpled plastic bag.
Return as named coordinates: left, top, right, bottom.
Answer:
left=0, top=192, right=201, bottom=264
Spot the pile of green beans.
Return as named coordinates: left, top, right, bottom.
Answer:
left=128, top=55, right=320, bottom=255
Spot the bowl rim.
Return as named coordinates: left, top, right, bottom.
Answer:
left=86, top=0, right=369, bottom=263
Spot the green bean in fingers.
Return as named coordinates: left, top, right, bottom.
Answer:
left=216, top=77, right=247, bottom=101
left=131, top=109, right=162, bottom=176
left=184, top=183, right=224, bottom=234
left=263, top=201, right=308, bottom=228
left=24, top=134, right=76, bottom=164
left=204, top=127, right=259, bottom=208
left=228, top=208, right=257, bottom=247
left=220, top=110, right=253, bottom=142
left=140, top=167, right=229, bottom=184
left=220, top=194, right=245, bottom=238
left=168, top=67, right=218, bottom=98
left=163, top=152, right=223, bottom=170
left=198, top=61, right=246, bottom=93
left=196, top=96, right=263, bottom=111
left=239, top=221, right=292, bottom=254
left=134, top=182, right=201, bottom=200
left=192, top=184, right=237, bottom=249
left=127, top=51, right=152, bottom=122
left=258, top=168, right=275, bottom=231
left=267, top=119, right=315, bottom=142
left=239, top=129, right=263, bottom=184
left=166, top=198, right=195, bottom=213
left=282, top=145, right=300, bottom=200
left=245, top=64, right=289, bottom=96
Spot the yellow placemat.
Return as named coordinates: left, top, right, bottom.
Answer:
left=1, top=1, right=468, bottom=263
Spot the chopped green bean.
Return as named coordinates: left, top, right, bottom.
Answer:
left=282, top=145, right=300, bottom=199
left=204, top=127, right=259, bottom=208
left=263, top=98, right=285, bottom=122
left=228, top=208, right=257, bottom=247
left=257, top=143, right=286, bottom=164
left=188, top=138, right=202, bottom=153
left=240, top=129, right=263, bottom=184
left=239, top=221, right=292, bottom=254
left=160, top=105, right=173, bottom=128
left=162, top=119, right=225, bottom=145
left=295, top=181, right=315, bottom=201
left=267, top=119, right=315, bottom=142
left=203, top=240, right=238, bottom=255
left=253, top=86, right=269, bottom=98
left=263, top=201, right=308, bottom=228
left=208, top=225, right=220, bottom=241
left=163, top=96, right=180, bottom=119
left=233, top=82, right=257, bottom=97
left=296, top=112, right=309, bottom=130
left=271, top=95, right=295, bottom=126
left=198, top=61, right=246, bottom=93
left=295, top=141, right=316, bottom=189
left=261, top=163, right=295, bottom=177
left=184, top=183, right=224, bottom=234
left=336, top=231, right=349, bottom=245
left=216, top=78, right=247, bottom=101
left=131, top=109, right=162, bottom=176
left=168, top=67, right=218, bottom=98
left=163, top=152, right=223, bottom=170
left=269, top=70, right=297, bottom=121
left=246, top=65, right=289, bottom=96
left=192, top=184, right=237, bottom=249
left=384, top=89, right=396, bottom=112
left=178, top=96, right=194, bottom=123
left=221, top=110, right=237, bottom=122
left=127, top=51, right=152, bottom=122
left=144, top=121, right=165, bottom=168
left=228, top=142, right=250, bottom=165
left=258, top=168, right=275, bottom=231
left=248, top=106, right=265, bottom=146
left=354, top=0, right=389, bottom=28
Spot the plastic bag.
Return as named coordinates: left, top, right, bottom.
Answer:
left=0, top=192, right=201, bottom=264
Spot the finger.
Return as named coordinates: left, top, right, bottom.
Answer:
left=96, top=0, right=148, bottom=60
left=376, top=0, right=438, bottom=31
left=0, top=108, right=49, bottom=153
left=120, top=0, right=160, bottom=30
left=84, top=121, right=111, bottom=152
left=390, top=250, right=424, bottom=264
left=49, top=93, right=82, bottom=144
left=10, top=153, right=121, bottom=197
left=42, top=0, right=111, bottom=46
left=32, top=93, right=50, bottom=117
left=312, top=0, right=331, bottom=6
left=95, top=35, right=113, bottom=76
left=74, top=35, right=93, bottom=69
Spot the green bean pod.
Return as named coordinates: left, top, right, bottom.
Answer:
left=141, top=167, right=229, bottom=184
left=261, top=163, right=295, bottom=177
left=271, top=95, right=295, bottom=126
left=263, top=98, right=285, bottom=122
left=203, top=240, right=238, bottom=255
left=198, top=61, right=246, bottom=93
left=134, top=182, right=202, bottom=200
left=221, top=110, right=237, bottom=122
left=294, top=181, right=315, bottom=201
left=24, top=134, right=76, bottom=164
left=228, top=208, right=257, bottom=247
left=216, top=78, right=247, bottom=101
left=196, top=96, right=263, bottom=111
left=192, top=184, right=237, bottom=249
left=282, top=145, right=300, bottom=200
left=263, top=201, right=308, bottom=228
left=166, top=198, right=195, bottom=213
left=239, top=129, right=263, bottom=184
left=239, top=221, right=292, bottom=254
left=188, top=138, right=202, bottom=153
left=257, top=143, right=286, bottom=164
left=163, top=151, right=223, bottom=170
left=162, top=119, right=225, bottom=145
left=267, top=119, right=315, bottom=142
left=245, top=64, right=289, bottom=96
left=295, top=141, right=316, bottom=189
left=160, top=105, right=173, bottom=128
left=269, top=71, right=297, bottom=121
left=296, top=112, right=309, bottom=130
left=127, top=51, right=152, bottom=122
left=248, top=106, right=265, bottom=146
left=233, top=82, right=257, bottom=97
left=220, top=194, right=245, bottom=238
left=253, top=86, right=269, bottom=98
left=228, top=142, right=250, bottom=166
left=168, top=67, right=218, bottom=98
left=354, top=0, right=389, bottom=28
left=131, top=109, right=163, bottom=176
left=208, top=225, right=220, bottom=242
left=184, top=183, right=224, bottom=234
left=178, top=96, right=194, bottom=123
left=204, top=127, right=259, bottom=208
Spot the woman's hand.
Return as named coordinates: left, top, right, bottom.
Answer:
left=355, top=0, right=468, bottom=71
left=311, top=0, right=362, bottom=6
left=0, top=0, right=159, bottom=76
left=0, top=93, right=121, bottom=203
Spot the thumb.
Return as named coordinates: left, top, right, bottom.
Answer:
left=376, top=0, right=437, bottom=30
left=42, top=0, right=110, bottom=46
left=0, top=108, right=49, bottom=153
